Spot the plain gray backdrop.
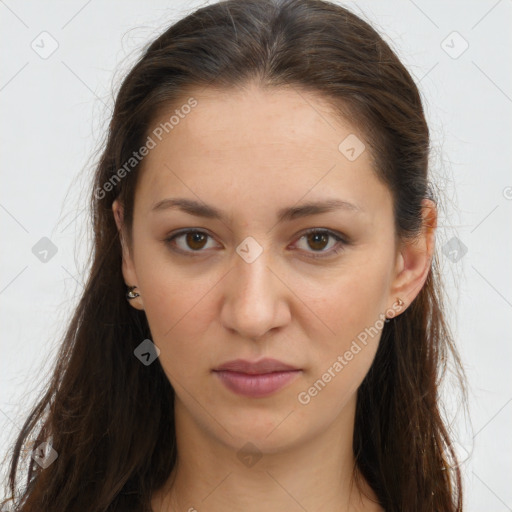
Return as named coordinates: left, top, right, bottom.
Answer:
left=1, top=1, right=511, bottom=510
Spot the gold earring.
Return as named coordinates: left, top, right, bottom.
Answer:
left=385, top=297, right=405, bottom=321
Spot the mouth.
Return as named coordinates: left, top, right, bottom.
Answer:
left=212, top=358, right=302, bottom=398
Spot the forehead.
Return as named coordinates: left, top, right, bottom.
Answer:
left=134, top=83, right=390, bottom=221
left=157, top=83, right=352, bottom=158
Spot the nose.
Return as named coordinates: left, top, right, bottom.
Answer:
left=220, top=244, right=291, bottom=341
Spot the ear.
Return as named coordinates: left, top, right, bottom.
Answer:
left=112, top=199, right=144, bottom=311
left=387, top=199, right=437, bottom=315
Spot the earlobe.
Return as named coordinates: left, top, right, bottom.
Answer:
left=125, top=284, right=145, bottom=311
left=126, top=285, right=144, bottom=311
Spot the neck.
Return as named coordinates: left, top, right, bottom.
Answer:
left=152, top=395, right=382, bottom=512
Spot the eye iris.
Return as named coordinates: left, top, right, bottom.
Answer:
left=307, top=232, right=329, bottom=251
left=186, top=232, right=207, bottom=250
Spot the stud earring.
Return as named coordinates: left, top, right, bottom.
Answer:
left=385, top=297, right=405, bottom=321
left=126, top=285, right=140, bottom=300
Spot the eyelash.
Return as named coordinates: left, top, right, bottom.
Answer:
left=164, top=228, right=348, bottom=259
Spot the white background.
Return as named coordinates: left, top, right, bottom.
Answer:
left=1, top=1, right=511, bottom=510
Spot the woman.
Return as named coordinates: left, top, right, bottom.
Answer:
left=1, top=0, right=466, bottom=510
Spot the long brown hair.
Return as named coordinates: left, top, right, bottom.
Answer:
left=1, top=0, right=466, bottom=510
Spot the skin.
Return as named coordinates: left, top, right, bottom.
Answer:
left=112, top=82, right=436, bottom=512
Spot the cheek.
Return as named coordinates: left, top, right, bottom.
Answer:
left=295, top=257, right=393, bottom=411
left=308, top=255, right=393, bottom=348
left=134, top=258, right=222, bottom=377
left=142, top=275, right=214, bottom=338
left=294, top=264, right=390, bottom=417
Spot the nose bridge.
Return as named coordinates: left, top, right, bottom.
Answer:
left=221, top=237, right=289, bottom=339
left=234, top=245, right=273, bottom=300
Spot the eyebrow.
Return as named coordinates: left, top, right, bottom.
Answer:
left=150, top=197, right=363, bottom=224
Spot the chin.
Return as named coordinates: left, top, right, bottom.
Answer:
left=214, top=408, right=305, bottom=450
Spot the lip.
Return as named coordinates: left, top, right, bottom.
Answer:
left=212, top=358, right=302, bottom=398
left=214, top=358, right=300, bottom=374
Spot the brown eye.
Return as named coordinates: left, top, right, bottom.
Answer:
left=184, top=231, right=208, bottom=250
left=306, top=232, right=330, bottom=251
left=165, top=230, right=218, bottom=254
left=294, top=229, right=347, bottom=259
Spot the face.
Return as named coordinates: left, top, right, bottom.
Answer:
left=113, top=83, right=430, bottom=454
